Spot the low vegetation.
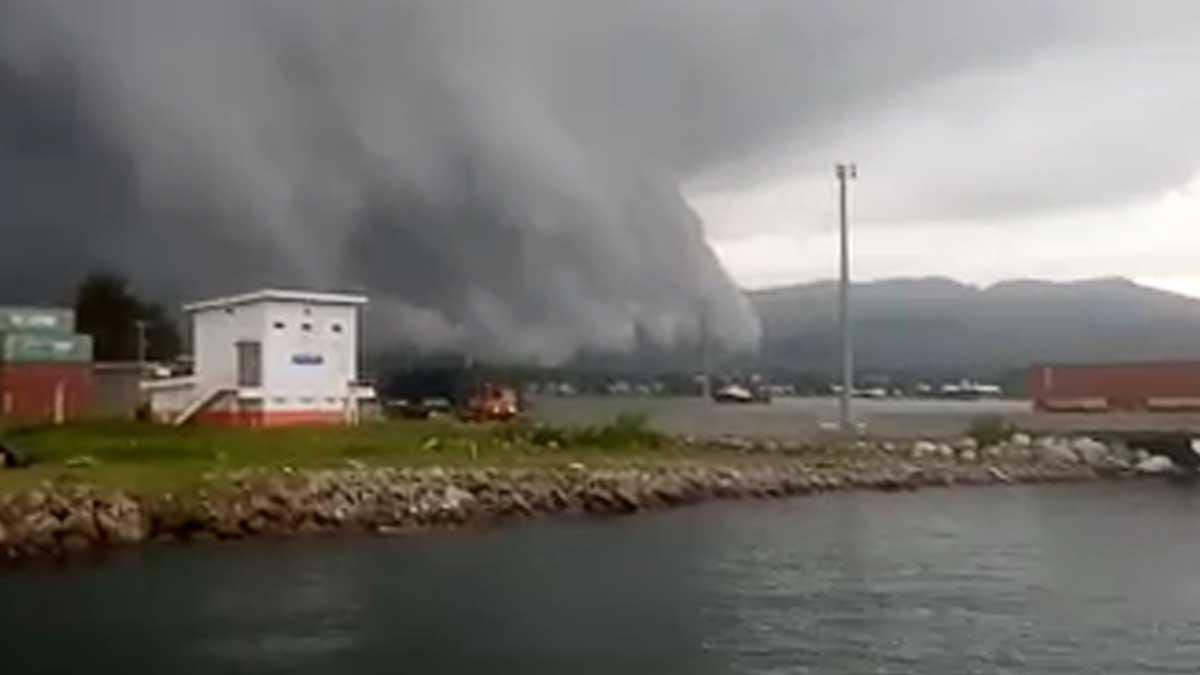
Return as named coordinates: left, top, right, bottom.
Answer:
left=493, top=413, right=663, bottom=451
left=0, top=414, right=678, bottom=494
left=965, top=414, right=1017, bottom=448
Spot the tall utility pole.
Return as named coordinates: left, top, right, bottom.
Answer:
left=698, top=304, right=712, bottom=399
left=134, top=320, right=148, bottom=372
left=836, top=163, right=857, bottom=432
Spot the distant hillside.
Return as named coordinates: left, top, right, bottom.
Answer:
left=749, top=277, right=1200, bottom=378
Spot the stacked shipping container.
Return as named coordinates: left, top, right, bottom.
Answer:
left=0, top=307, right=93, bottom=423
left=1029, top=361, right=1200, bottom=412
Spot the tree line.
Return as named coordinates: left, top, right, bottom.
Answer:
left=73, top=273, right=182, bottom=362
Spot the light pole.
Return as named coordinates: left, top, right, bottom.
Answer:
left=836, top=163, right=857, bottom=433
left=134, top=319, right=148, bottom=373
left=699, top=303, right=711, bottom=399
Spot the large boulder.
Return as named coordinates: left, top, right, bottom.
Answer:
left=60, top=509, right=100, bottom=544
left=1071, top=438, right=1111, bottom=465
left=441, top=486, right=477, bottom=513
left=95, top=494, right=147, bottom=544
left=21, top=510, right=60, bottom=549
left=1136, top=455, right=1175, bottom=475
left=1107, top=440, right=1137, bottom=465
left=1039, top=438, right=1079, bottom=465
left=954, top=437, right=979, bottom=453
left=912, top=440, right=937, bottom=459
left=988, top=467, right=1012, bottom=483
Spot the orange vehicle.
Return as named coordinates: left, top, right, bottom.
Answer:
left=460, top=382, right=522, bottom=422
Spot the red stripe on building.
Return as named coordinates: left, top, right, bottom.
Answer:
left=196, top=409, right=346, bottom=427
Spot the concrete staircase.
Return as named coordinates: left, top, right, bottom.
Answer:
left=173, top=388, right=234, bottom=427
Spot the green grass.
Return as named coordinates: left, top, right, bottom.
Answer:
left=0, top=415, right=697, bottom=494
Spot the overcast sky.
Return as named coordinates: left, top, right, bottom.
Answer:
left=2, top=1, right=1199, bottom=359
left=687, top=3, right=1200, bottom=296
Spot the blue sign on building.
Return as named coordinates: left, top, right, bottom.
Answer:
left=292, top=353, right=325, bottom=366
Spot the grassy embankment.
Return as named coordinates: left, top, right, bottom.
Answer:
left=0, top=414, right=745, bottom=495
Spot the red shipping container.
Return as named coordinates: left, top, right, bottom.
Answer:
left=0, top=363, right=93, bottom=423
left=1029, top=361, right=1200, bottom=412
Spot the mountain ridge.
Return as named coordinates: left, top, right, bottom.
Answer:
left=747, top=276, right=1200, bottom=378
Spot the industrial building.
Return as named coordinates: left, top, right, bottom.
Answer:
left=1029, top=361, right=1200, bottom=412
left=144, top=289, right=375, bottom=426
left=0, top=306, right=94, bottom=423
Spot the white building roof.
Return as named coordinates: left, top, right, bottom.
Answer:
left=183, top=289, right=368, bottom=313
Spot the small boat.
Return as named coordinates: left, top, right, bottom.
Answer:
left=713, top=384, right=755, bottom=404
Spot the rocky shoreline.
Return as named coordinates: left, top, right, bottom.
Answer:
left=0, top=433, right=1182, bottom=561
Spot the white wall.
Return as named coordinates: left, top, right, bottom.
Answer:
left=143, top=379, right=197, bottom=421
left=190, top=297, right=360, bottom=413
left=192, top=302, right=268, bottom=392
left=260, top=301, right=358, bottom=412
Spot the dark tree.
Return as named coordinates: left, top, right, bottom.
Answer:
left=138, top=301, right=183, bottom=362
left=74, top=273, right=182, bottom=361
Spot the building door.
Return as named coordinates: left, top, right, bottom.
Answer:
left=236, top=341, right=262, bottom=387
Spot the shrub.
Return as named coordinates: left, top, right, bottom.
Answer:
left=966, top=414, right=1015, bottom=448
left=528, top=424, right=569, bottom=448
left=492, top=413, right=663, bottom=451
left=574, top=413, right=662, bottom=449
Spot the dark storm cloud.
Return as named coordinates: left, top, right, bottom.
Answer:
left=690, top=2, right=1200, bottom=229
left=1, top=1, right=1194, bottom=360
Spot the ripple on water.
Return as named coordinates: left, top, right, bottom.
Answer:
left=200, top=631, right=357, bottom=666
left=1, top=483, right=1199, bottom=674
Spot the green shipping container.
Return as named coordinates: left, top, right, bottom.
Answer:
left=0, top=332, right=93, bottom=363
left=0, top=307, right=76, bottom=334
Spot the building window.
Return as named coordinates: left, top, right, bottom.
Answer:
left=299, top=397, right=315, bottom=405
left=331, top=323, right=343, bottom=334
left=272, top=397, right=287, bottom=405
left=301, top=322, right=313, bottom=332
left=273, top=321, right=286, bottom=330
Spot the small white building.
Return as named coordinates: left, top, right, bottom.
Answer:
left=144, top=289, right=375, bottom=426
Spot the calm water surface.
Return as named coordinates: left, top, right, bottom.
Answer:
left=5, top=483, right=1200, bottom=673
